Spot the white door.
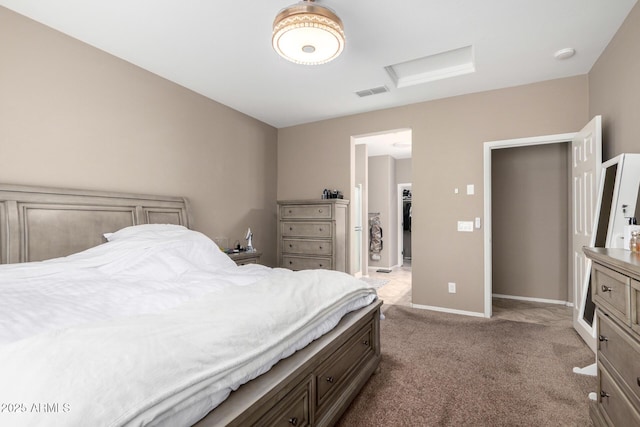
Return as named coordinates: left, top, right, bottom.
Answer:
left=572, top=115, right=602, bottom=352
left=354, top=185, right=363, bottom=277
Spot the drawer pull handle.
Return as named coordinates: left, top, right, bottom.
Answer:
left=319, top=209, right=323, bottom=213
left=319, top=264, right=323, bottom=267
left=289, top=261, right=293, bottom=265
left=289, top=244, right=293, bottom=248
left=319, top=228, right=323, bottom=231
left=601, top=285, right=612, bottom=293
left=290, top=227, right=293, bottom=231
left=326, top=376, right=334, bottom=383
left=289, top=210, right=293, bottom=213
left=289, top=417, right=298, bottom=426
left=319, top=246, right=323, bottom=250
left=598, top=335, right=608, bottom=342
left=362, top=340, right=369, bottom=346
left=600, top=391, right=610, bottom=399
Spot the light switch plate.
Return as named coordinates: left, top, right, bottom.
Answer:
left=467, top=184, right=475, bottom=195
left=457, top=221, right=474, bottom=232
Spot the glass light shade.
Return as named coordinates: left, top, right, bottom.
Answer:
left=272, top=2, right=345, bottom=65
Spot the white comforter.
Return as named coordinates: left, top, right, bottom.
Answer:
left=0, top=225, right=377, bottom=426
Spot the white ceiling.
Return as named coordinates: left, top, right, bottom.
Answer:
left=1, top=0, right=636, bottom=132
left=355, top=129, right=412, bottom=159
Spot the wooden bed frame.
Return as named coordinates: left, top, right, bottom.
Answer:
left=0, top=184, right=381, bottom=426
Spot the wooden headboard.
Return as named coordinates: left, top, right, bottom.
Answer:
left=0, top=184, right=191, bottom=264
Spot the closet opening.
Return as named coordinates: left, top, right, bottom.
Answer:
left=490, top=143, right=571, bottom=324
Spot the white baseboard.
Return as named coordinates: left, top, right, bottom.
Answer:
left=492, top=293, right=570, bottom=306
left=411, top=303, right=485, bottom=318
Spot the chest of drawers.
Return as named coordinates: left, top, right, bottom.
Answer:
left=277, top=199, right=349, bottom=272
left=583, top=247, right=640, bottom=426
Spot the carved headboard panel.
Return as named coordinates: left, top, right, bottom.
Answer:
left=0, top=185, right=191, bottom=264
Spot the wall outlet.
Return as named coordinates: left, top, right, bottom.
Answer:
left=448, top=282, right=456, bottom=293
left=457, top=221, right=474, bottom=232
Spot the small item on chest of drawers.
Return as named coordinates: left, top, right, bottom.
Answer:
left=630, top=230, right=639, bottom=252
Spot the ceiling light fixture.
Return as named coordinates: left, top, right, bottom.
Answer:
left=272, top=0, right=345, bottom=65
left=554, top=48, right=576, bottom=60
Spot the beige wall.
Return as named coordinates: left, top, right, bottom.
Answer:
left=0, top=7, right=279, bottom=266
left=589, top=3, right=640, bottom=160
left=279, top=77, right=588, bottom=314
left=396, top=158, right=412, bottom=184
left=492, top=144, right=569, bottom=302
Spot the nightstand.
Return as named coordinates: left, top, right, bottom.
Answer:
left=227, top=251, right=262, bottom=266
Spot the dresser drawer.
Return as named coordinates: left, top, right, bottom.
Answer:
left=598, top=310, right=640, bottom=408
left=281, top=204, right=332, bottom=220
left=281, top=222, right=332, bottom=238
left=631, top=279, right=640, bottom=335
left=593, top=262, right=630, bottom=324
left=282, top=238, right=332, bottom=256
left=282, top=256, right=332, bottom=271
left=316, top=322, right=374, bottom=410
left=597, top=363, right=640, bottom=426
left=252, top=376, right=312, bottom=427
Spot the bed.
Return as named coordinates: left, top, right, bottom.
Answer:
left=0, top=184, right=382, bottom=427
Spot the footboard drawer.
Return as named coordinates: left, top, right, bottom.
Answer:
left=315, top=321, right=374, bottom=411
left=253, top=376, right=312, bottom=427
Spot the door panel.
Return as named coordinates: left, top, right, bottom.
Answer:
left=572, top=115, right=602, bottom=352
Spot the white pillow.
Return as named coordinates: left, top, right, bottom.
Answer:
left=103, top=224, right=188, bottom=242
left=98, top=224, right=237, bottom=278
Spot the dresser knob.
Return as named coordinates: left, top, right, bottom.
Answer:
left=319, top=228, right=323, bottom=231
left=326, top=376, right=334, bottom=383
left=601, top=285, right=612, bottom=293
left=289, top=261, right=293, bottom=265
left=289, top=417, right=298, bottom=426
left=290, top=227, right=293, bottom=231
left=362, top=340, right=369, bottom=346
left=600, top=391, right=610, bottom=399
left=598, top=335, right=608, bottom=342
left=319, top=246, right=323, bottom=250
left=319, top=264, right=323, bottom=267
left=319, top=209, right=323, bottom=213
left=289, top=244, right=293, bottom=248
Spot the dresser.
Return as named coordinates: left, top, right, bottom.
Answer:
left=277, top=199, right=349, bottom=272
left=583, top=247, right=640, bottom=426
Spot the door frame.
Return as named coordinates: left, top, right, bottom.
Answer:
left=483, top=133, right=576, bottom=317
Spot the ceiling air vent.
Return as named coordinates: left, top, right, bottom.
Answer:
left=355, top=86, right=389, bottom=98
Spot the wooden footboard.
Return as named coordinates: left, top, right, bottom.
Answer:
left=195, top=299, right=382, bottom=426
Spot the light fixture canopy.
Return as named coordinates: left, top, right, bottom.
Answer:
left=272, top=0, right=345, bottom=65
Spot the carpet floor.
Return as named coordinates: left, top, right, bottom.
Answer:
left=337, top=305, right=596, bottom=426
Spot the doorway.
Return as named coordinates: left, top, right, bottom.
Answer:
left=398, top=183, right=412, bottom=266
left=490, top=143, right=571, bottom=322
left=483, top=132, right=577, bottom=318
